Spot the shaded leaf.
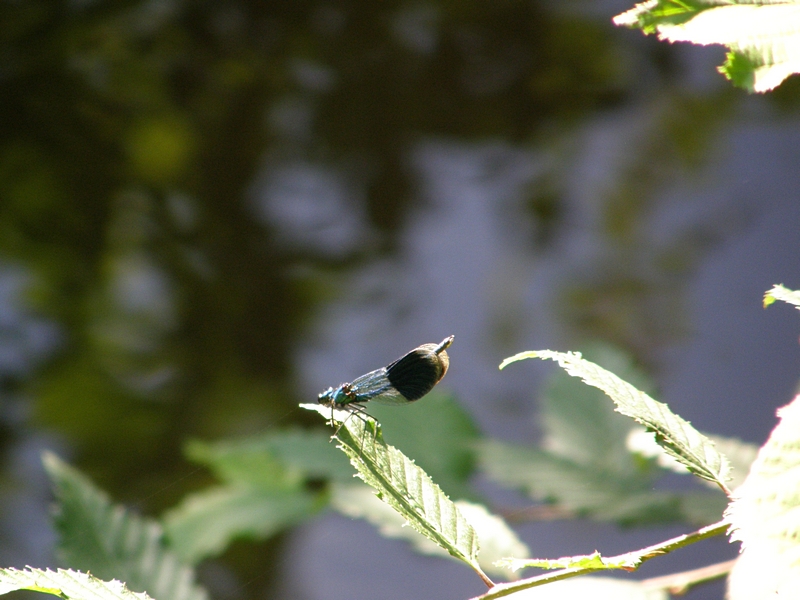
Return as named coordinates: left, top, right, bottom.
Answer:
left=43, top=452, right=208, bottom=600
left=165, top=430, right=335, bottom=563
left=163, top=485, right=321, bottom=564
left=479, top=440, right=697, bottom=524
left=185, top=428, right=353, bottom=486
left=540, top=344, right=651, bottom=474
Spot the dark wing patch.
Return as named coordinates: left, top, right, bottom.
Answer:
left=386, top=349, right=444, bottom=401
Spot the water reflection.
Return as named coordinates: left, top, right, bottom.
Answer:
left=1, top=1, right=800, bottom=599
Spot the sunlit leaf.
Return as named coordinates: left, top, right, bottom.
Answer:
left=0, top=567, right=153, bottom=600
left=500, top=351, right=731, bottom=492
left=301, top=403, right=492, bottom=586
left=726, top=394, right=800, bottom=599
left=614, top=0, right=800, bottom=92
left=330, top=483, right=528, bottom=579
left=455, top=501, right=529, bottom=579
left=331, top=482, right=450, bottom=558
left=764, top=284, right=800, bottom=309
left=368, top=392, right=480, bottom=500
left=497, top=551, right=617, bottom=572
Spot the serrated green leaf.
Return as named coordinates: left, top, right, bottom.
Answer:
left=764, top=284, right=800, bottom=309
left=500, top=351, right=731, bottom=492
left=368, top=392, right=480, bottom=500
left=330, top=484, right=527, bottom=580
left=43, top=452, right=208, bottom=600
left=540, top=344, right=651, bottom=474
left=163, top=485, right=321, bottom=563
left=706, top=434, right=758, bottom=491
left=301, top=403, right=492, bottom=586
left=0, top=567, right=153, bottom=600
left=331, top=482, right=451, bottom=558
left=484, top=345, right=726, bottom=526
left=628, top=427, right=758, bottom=491
left=726, top=395, right=800, bottom=598
left=613, top=0, right=800, bottom=92
left=454, top=501, right=529, bottom=579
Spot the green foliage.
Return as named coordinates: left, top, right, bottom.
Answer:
left=480, top=440, right=725, bottom=525
left=33, top=287, right=800, bottom=599
left=301, top=403, right=493, bottom=587
left=164, top=487, right=320, bottom=565
left=481, top=344, right=722, bottom=525
left=43, top=453, right=208, bottom=600
left=726, top=394, right=800, bottom=598
left=330, top=484, right=528, bottom=579
left=163, top=430, right=338, bottom=563
left=764, top=283, right=800, bottom=309
left=501, top=349, right=731, bottom=492
left=368, top=392, right=481, bottom=500
left=479, top=521, right=727, bottom=599
left=183, top=428, right=353, bottom=484
left=614, top=0, right=800, bottom=92
left=498, top=551, right=620, bottom=572
left=0, top=567, right=152, bottom=600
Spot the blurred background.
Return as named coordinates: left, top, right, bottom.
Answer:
left=2, top=1, right=800, bottom=599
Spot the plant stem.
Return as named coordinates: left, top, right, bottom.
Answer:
left=641, top=558, right=736, bottom=595
left=469, top=520, right=730, bottom=600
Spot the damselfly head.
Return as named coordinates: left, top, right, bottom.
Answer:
left=385, top=335, right=454, bottom=402
left=318, top=387, right=334, bottom=405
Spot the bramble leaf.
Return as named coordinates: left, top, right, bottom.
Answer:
left=0, top=567, right=153, bottom=600
left=301, top=403, right=492, bottom=587
left=614, top=0, right=800, bottom=92
left=44, top=452, right=208, bottom=600
left=500, top=351, right=730, bottom=492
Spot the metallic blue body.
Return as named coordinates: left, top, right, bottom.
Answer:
left=317, top=336, right=453, bottom=413
left=318, top=366, right=407, bottom=408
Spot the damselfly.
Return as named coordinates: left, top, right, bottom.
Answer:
left=318, top=335, right=454, bottom=426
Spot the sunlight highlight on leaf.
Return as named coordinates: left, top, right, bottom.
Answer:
left=0, top=567, right=153, bottom=600
left=500, top=351, right=731, bottom=492
left=301, top=403, right=493, bottom=587
left=614, top=1, right=800, bottom=92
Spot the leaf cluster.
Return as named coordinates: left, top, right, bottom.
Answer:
left=613, top=0, right=800, bottom=92
left=5, top=286, right=800, bottom=600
